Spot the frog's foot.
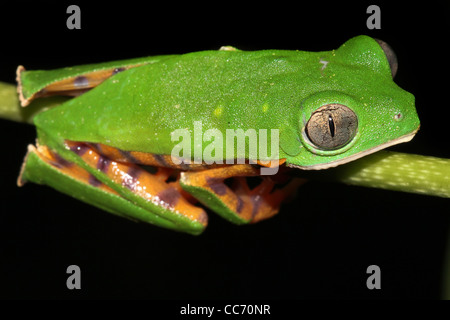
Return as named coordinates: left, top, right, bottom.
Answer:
left=179, top=165, right=305, bottom=225
left=18, top=143, right=207, bottom=235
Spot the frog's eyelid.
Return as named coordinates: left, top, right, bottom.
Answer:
left=375, top=39, right=398, bottom=78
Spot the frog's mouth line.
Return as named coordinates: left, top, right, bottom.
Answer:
left=287, top=126, right=420, bottom=170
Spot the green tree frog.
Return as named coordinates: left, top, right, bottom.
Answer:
left=16, top=35, right=420, bottom=235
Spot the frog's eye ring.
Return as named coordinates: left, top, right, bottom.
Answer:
left=305, top=104, right=358, bottom=150
left=375, top=39, right=398, bottom=78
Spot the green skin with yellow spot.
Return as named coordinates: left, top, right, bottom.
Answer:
left=18, top=35, right=420, bottom=234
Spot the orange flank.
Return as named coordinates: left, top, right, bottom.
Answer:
left=92, top=142, right=226, bottom=170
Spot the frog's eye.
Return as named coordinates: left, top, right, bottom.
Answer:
left=375, top=39, right=398, bottom=78
left=305, top=104, right=358, bottom=150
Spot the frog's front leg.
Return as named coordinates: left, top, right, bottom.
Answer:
left=180, top=165, right=305, bottom=225
left=19, top=142, right=208, bottom=235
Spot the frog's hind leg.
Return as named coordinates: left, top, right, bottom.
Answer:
left=16, top=63, right=143, bottom=106
left=19, top=143, right=208, bottom=235
left=179, top=165, right=305, bottom=225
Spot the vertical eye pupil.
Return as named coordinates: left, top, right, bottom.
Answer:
left=328, top=114, right=335, bottom=138
left=305, top=104, right=358, bottom=150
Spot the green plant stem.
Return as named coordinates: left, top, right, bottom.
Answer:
left=0, top=81, right=68, bottom=124
left=307, top=151, right=450, bottom=198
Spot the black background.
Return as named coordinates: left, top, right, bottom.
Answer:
left=0, top=1, right=449, bottom=302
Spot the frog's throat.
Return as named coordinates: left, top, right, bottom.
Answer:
left=287, top=127, right=420, bottom=171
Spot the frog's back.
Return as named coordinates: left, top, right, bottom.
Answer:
left=34, top=49, right=315, bottom=155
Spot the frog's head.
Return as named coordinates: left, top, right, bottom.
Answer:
left=284, top=35, right=420, bottom=170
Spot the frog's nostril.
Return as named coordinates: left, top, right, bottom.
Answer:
left=394, top=112, right=403, bottom=121
left=375, top=39, right=398, bottom=78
